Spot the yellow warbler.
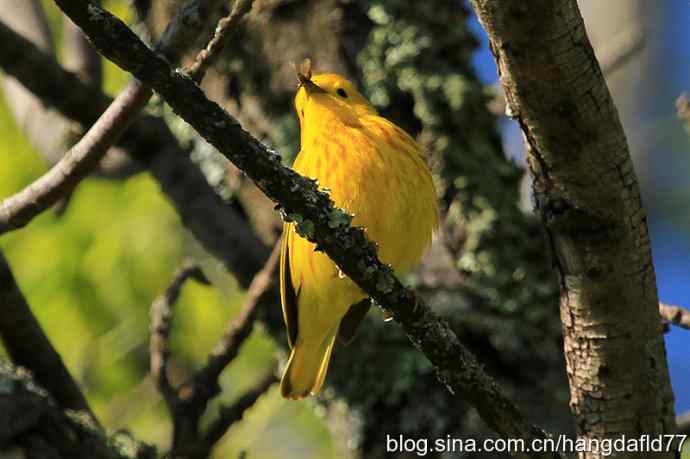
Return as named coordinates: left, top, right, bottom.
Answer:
left=280, top=61, right=438, bottom=399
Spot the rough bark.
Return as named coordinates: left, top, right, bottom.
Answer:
left=52, top=1, right=562, bottom=455
left=469, top=0, right=676, bottom=453
left=578, top=0, right=657, bottom=190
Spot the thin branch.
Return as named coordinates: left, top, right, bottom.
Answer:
left=659, top=303, right=690, bottom=331
left=194, top=242, right=279, bottom=388
left=0, top=20, right=270, bottom=287
left=54, top=1, right=560, bottom=454
left=150, top=263, right=209, bottom=406
left=0, top=0, right=140, bottom=180
left=0, top=250, right=97, bottom=422
left=184, top=0, right=253, bottom=82
left=0, top=0, right=252, bottom=237
left=0, top=80, right=152, bottom=234
left=165, top=244, right=279, bottom=458
left=155, top=0, right=227, bottom=63
left=203, top=372, right=277, bottom=453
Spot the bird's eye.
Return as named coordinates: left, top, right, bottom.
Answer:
left=336, top=88, right=348, bottom=98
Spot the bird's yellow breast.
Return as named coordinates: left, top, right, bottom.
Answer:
left=291, top=110, right=437, bottom=308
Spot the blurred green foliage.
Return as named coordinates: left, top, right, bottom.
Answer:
left=0, top=2, right=340, bottom=457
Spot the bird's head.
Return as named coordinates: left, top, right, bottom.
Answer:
left=294, top=59, right=376, bottom=127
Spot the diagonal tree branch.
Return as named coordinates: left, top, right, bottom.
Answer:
left=52, top=1, right=562, bottom=454
left=0, top=17, right=269, bottom=288
left=0, top=80, right=152, bottom=234
left=0, top=250, right=97, bottom=421
left=183, top=0, right=253, bottom=83
left=0, top=0, right=141, bottom=180
left=0, top=0, right=252, bottom=235
left=469, top=0, right=676, bottom=451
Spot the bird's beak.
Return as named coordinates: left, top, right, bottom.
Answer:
left=295, top=58, right=325, bottom=95
left=297, top=70, right=326, bottom=95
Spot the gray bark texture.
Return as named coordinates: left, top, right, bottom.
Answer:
left=469, top=0, right=676, bottom=455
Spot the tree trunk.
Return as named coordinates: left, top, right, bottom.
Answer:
left=469, top=0, right=676, bottom=456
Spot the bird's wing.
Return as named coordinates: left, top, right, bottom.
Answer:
left=338, top=298, right=371, bottom=344
left=280, top=223, right=299, bottom=348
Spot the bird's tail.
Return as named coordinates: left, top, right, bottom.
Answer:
left=280, top=327, right=337, bottom=399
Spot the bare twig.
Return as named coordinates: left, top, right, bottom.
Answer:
left=194, top=242, right=279, bottom=387
left=203, top=372, right=276, bottom=452
left=0, top=250, right=97, bottom=423
left=184, top=0, right=253, bottom=83
left=659, top=303, right=690, bottom=331
left=150, top=263, right=209, bottom=405
left=0, top=0, right=141, bottom=180
left=0, top=80, right=152, bottom=234
left=155, top=0, right=226, bottom=63
left=164, top=244, right=279, bottom=458
left=53, top=2, right=562, bottom=455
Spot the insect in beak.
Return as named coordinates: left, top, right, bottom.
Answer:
left=296, top=58, right=326, bottom=95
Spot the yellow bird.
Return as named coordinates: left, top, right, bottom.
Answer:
left=280, top=61, right=438, bottom=399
